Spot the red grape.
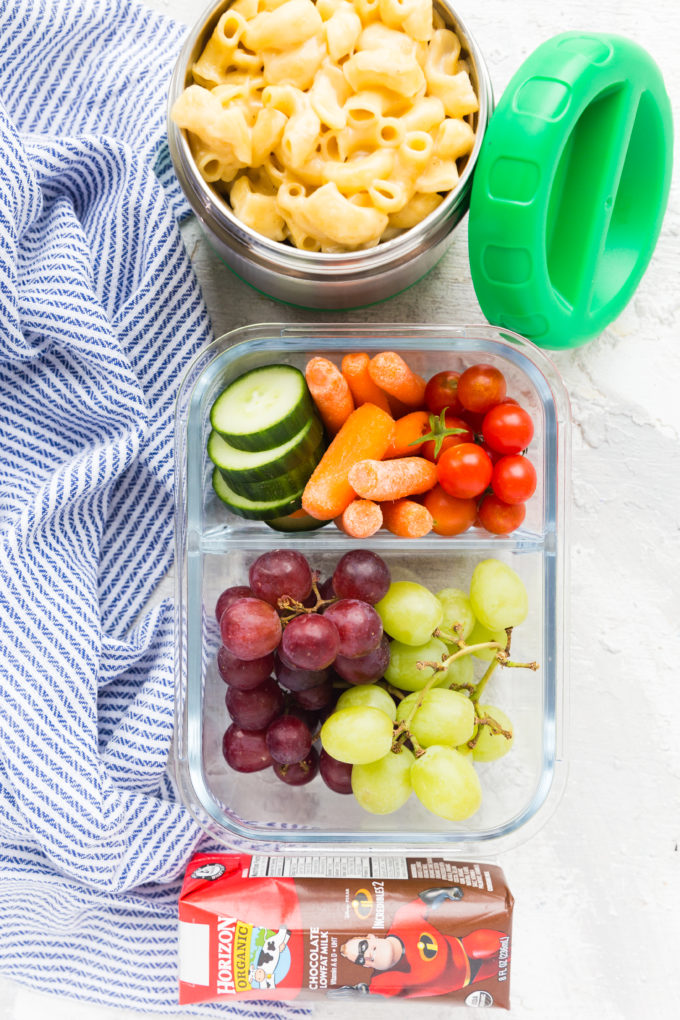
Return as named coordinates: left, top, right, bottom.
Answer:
left=266, top=714, right=313, bottom=765
left=276, top=644, right=297, bottom=670
left=222, top=725, right=272, bottom=773
left=332, top=550, right=390, bottom=604
left=293, top=676, right=335, bottom=710
left=317, top=576, right=336, bottom=601
left=215, top=585, right=254, bottom=623
left=249, top=549, right=313, bottom=607
left=334, top=634, right=390, bottom=685
left=286, top=703, right=323, bottom=736
left=217, top=646, right=274, bottom=690
left=319, top=749, right=353, bottom=794
left=225, top=676, right=284, bottom=730
left=322, top=599, right=382, bottom=658
left=274, top=747, right=319, bottom=786
left=275, top=659, right=329, bottom=692
left=281, top=613, right=339, bottom=670
left=220, top=597, right=282, bottom=660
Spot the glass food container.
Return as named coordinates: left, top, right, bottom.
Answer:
left=174, top=324, right=569, bottom=854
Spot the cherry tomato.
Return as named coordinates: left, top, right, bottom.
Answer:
left=479, top=440, right=503, bottom=466
left=458, top=364, right=507, bottom=414
left=478, top=494, right=526, bottom=534
left=424, top=371, right=462, bottom=415
left=421, top=413, right=473, bottom=462
left=492, top=455, right=537, bottom=504
left=423, top=485, right=477, bottom=536
left=482, top=403, right=534, bottom=455
left=437, top=443, right=493, bottom=499
left=459, top=408, right=487, bottom=434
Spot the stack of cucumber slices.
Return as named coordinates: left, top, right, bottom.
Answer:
left=208, top=365, right=327, bottom=527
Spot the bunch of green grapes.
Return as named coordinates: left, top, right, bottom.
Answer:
left=320, top=558, right=535, bottom=822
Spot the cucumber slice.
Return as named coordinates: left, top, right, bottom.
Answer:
left=212, top=467, right=303, bottom=520
left=207, top=415, right=324, bottom=482
left=220, top=438, right=324, bottom=502
left=265, top=510, right=329, bottom=533
left=210, top=365, right=313, bottom=452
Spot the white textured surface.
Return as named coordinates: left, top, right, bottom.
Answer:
left=2, top=0, right=679, bottom=1017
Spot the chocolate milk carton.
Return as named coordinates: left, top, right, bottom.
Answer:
left=178, top=853, right=513, bottom=1008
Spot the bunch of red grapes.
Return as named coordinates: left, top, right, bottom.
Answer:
left=216, top=548, right=391, bottom=792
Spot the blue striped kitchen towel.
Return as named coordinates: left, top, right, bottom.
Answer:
left=0, top=1, right=308, bottom=1015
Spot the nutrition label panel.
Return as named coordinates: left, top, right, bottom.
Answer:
left=248, top=856, right=410, bottom=879
left=409, top=859, right=493, bottom=891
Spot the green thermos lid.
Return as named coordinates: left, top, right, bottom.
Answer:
left=468, top=32, right=673, bottom=350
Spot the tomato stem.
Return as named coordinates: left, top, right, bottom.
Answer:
left=408, top=406, right=468, bottom=459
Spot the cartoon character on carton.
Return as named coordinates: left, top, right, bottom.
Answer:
left=248, top=927, right=291, bottom=991
left=339, top=886, right=508, bottom=998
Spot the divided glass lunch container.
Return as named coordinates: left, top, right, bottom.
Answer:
left=174, top=324, right=570, bottom=853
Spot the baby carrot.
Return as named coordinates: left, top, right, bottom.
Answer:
left=368, top=351, right=427, bottom=408
left=305, top=356, right=354, bottom=435
left=335, top=499, right=383, bottom=538
left=385, top=411, right=430, bottom=458
left=386, top=394, right=412, bottom=419
left=302, top=402, right=394, bottom=520
left=341, top=353, right=391, bottom=413
left=348, top=457, right=438, bottom=501
left=381, top=499, right=433, bottom=538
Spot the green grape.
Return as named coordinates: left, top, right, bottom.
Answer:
left=375, top=581, right=443, bottom=646
left=408, top=689, right=476, bottom=747
left=396, top=691, right=420, bottom=724
left=385, top=636, right=449, bottom=692
left=467, top=619, right=507, bottom=661
left=320, top=706, right=394, bottom=764
left=472, top=704, right=514, bottom=762
left=336, top=684, right=397, bottom=722
left=436, top=587, right=476, bottom=643
left=469, top=559, right=528, bottom=631
left=433, top=650, right=474, bottom=689
left=410, top=745, right=482, bottom=821
left=455, top=742, right=473, bottom=757
left=351, top=746, right=414, bottom=814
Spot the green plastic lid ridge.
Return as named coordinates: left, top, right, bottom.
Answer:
left=468, top=32, right=673, bottom=350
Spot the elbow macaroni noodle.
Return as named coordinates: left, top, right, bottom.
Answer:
left=171, top=0, right=478, bottom=252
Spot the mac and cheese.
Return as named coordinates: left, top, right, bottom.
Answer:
left=172, top=0, right=478, bottom=251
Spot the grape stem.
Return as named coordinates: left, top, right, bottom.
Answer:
left=503, top=658, right=539, bottom=670
left=425, top=629, right=539, bottom=675
left=381, top=682, right=407, bottom=701
left=277, top=576, right=337, bottom=623
left=391, top=637, right=503, bottom=754
left=433, top=625, right=463, bottom=644
left=470, top=712, right=513, bottom=747
left=389, top=624, right=539, bottom=757
left=417, top=640, right=507, bottom=673
left=471, top=658, right=498, bottom=704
